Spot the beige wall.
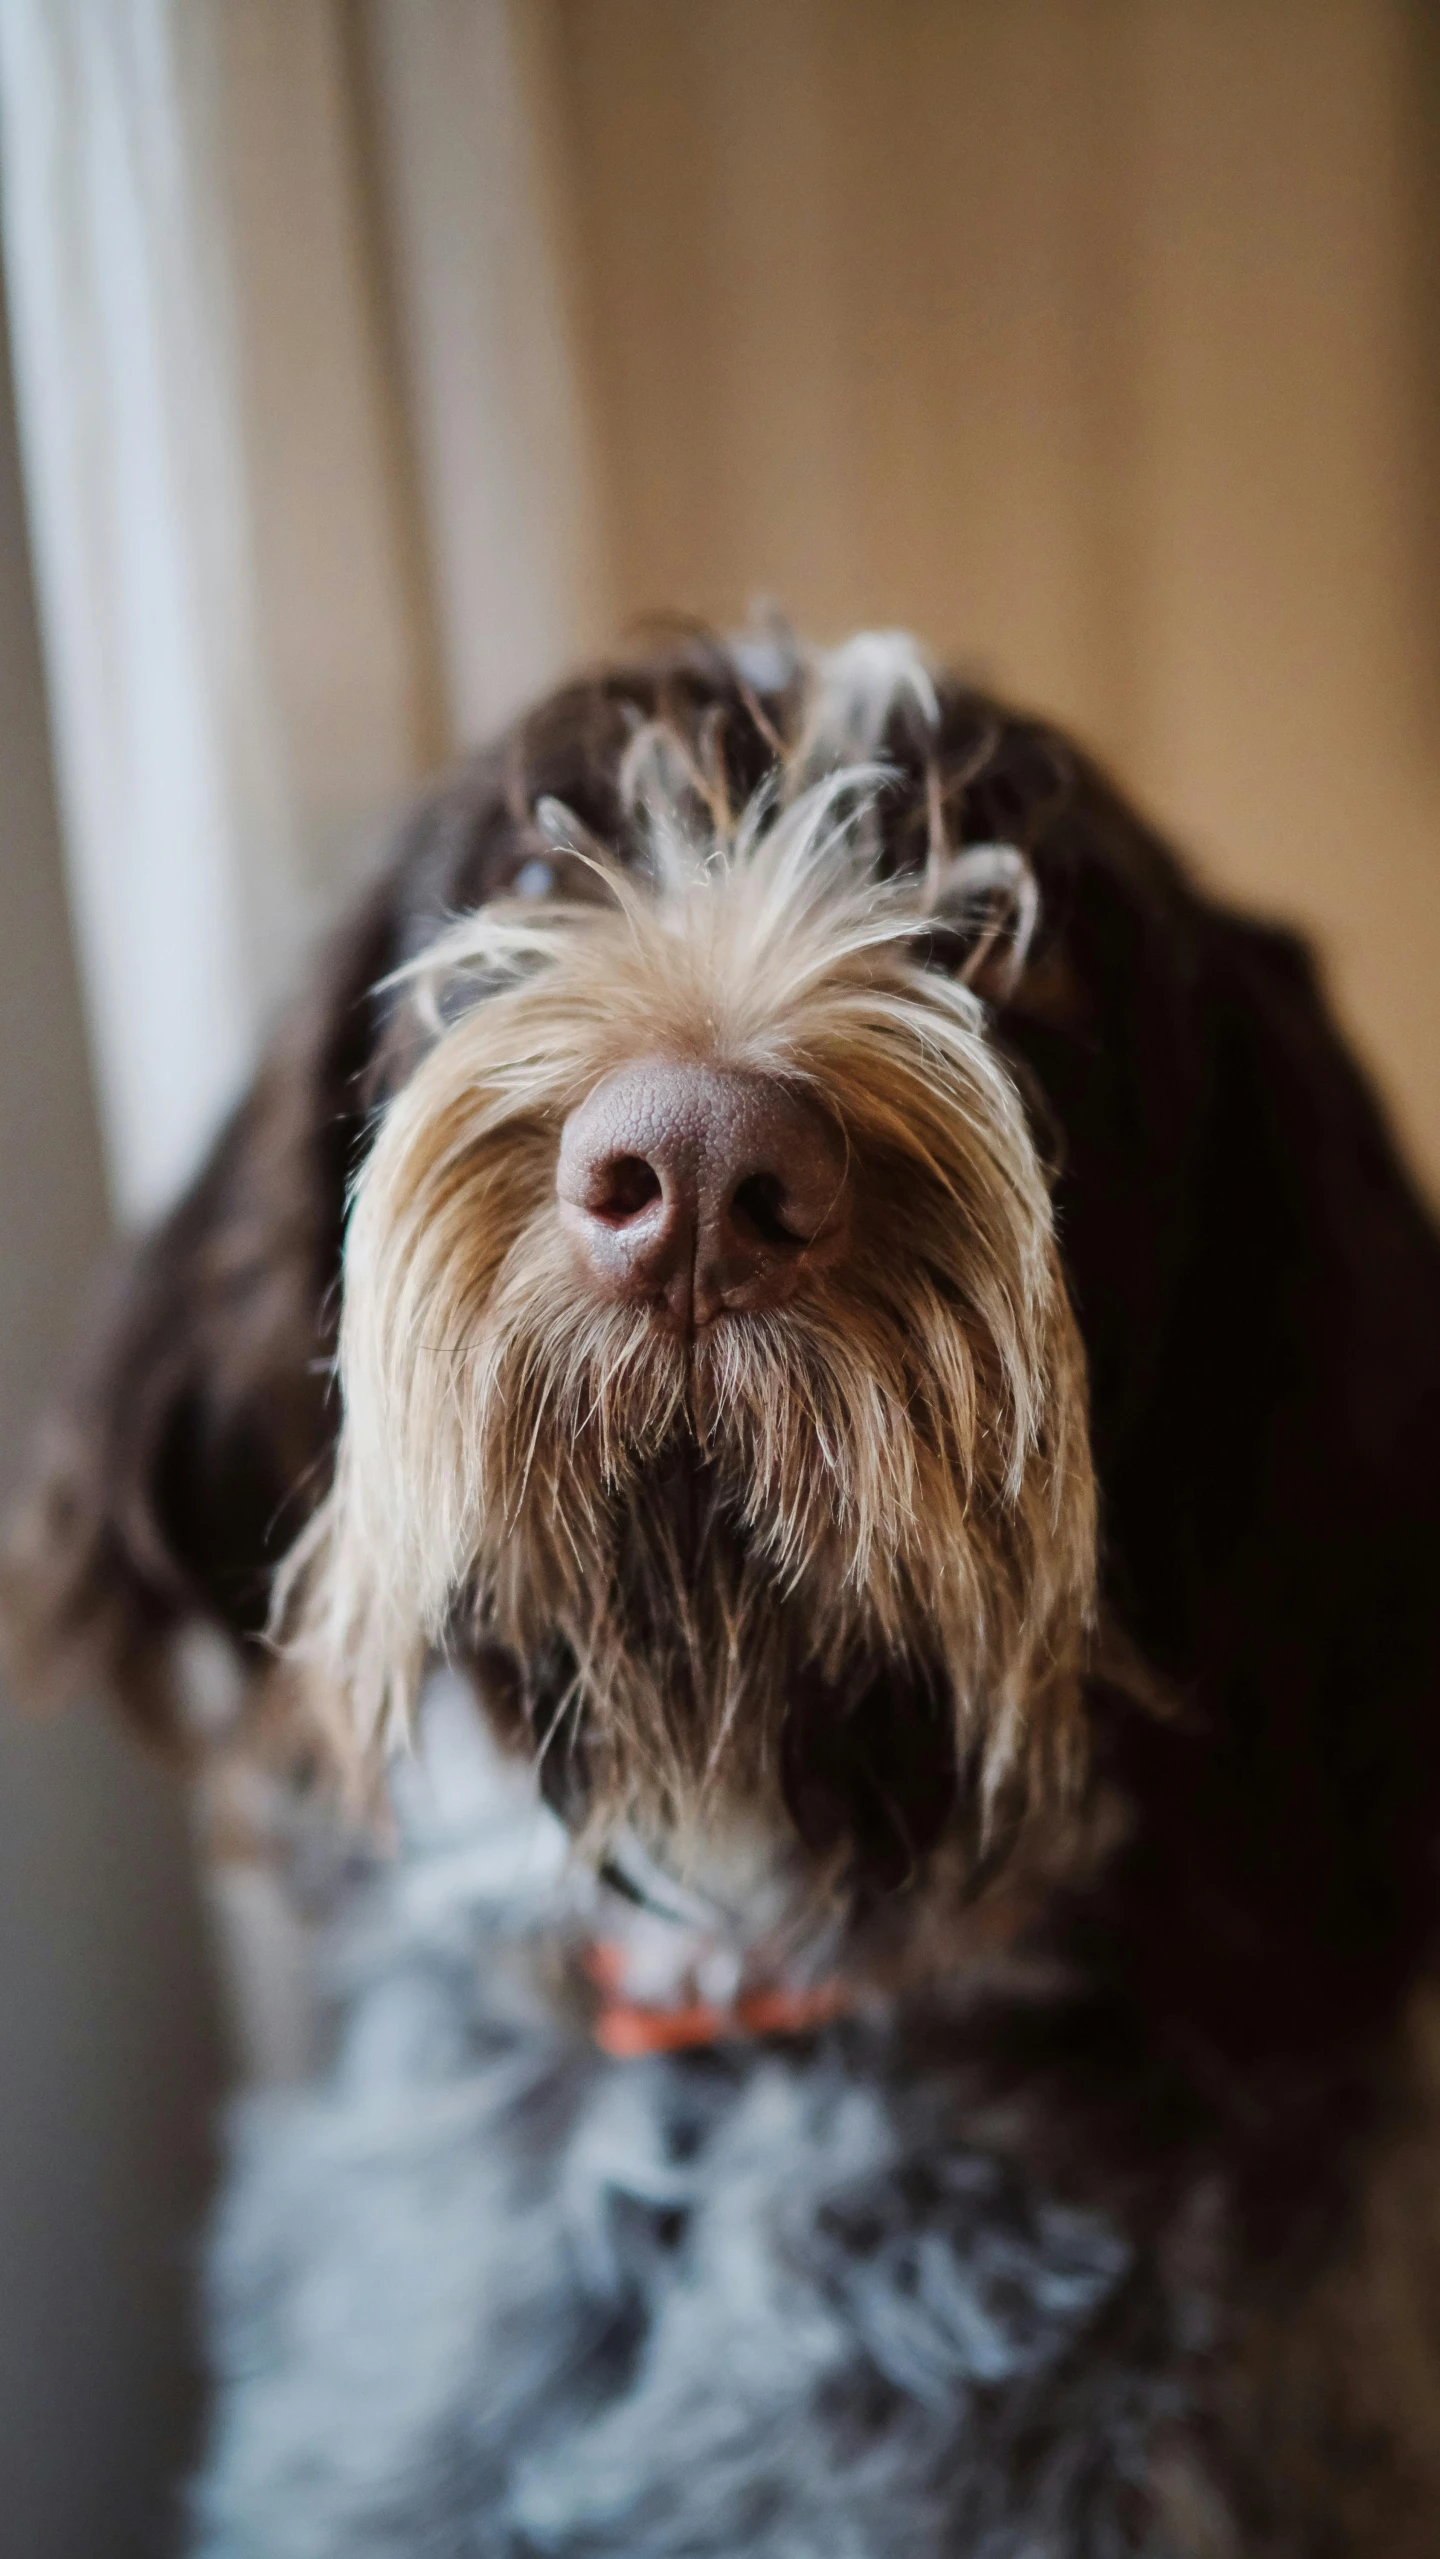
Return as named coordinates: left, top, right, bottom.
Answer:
left=555, top=0, right=1440, bottom=1188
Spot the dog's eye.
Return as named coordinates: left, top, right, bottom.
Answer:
left=512, top=857, right=556, bottom=900
left=915, top=844, right=1039, bottom=1004
left=518, top=794, right=622, bottom=907
left=503, top=848, right=611, bottom=907
left=914, top=918, right=976, bottom=976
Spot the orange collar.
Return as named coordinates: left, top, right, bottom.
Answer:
left=584, top=1939, right=852, bottom=2058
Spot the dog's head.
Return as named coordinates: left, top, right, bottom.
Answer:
left=287, top=636, right=1096, bottom=1891
left=15, top=618, right=1439, bottom=2000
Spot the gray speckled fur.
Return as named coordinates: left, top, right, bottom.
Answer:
left=190, top=1689, right=1214, bottom=2559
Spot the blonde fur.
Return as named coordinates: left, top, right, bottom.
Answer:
left=280, top=641, right=1096, bottom=1865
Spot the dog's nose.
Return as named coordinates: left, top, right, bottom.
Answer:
left=557, top=1060, right=849, bottom=1328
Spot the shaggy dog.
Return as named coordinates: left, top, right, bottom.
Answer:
left=8, top=629, right=1440, bottom=2555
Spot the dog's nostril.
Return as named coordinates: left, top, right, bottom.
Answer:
left=593, top=1155, right=663, bottom=1224
left=558, top=1060, right=850, bottom=1321
left=730, top=1173, right=807, bottom=1250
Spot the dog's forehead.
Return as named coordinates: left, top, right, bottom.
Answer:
left=508, top=630, right=943, bottom=894
left=377, top=629, right=1052, bottom=1101
left=399, top=631, right=1012, bottom=977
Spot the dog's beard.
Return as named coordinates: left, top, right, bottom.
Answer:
left=289, top=1130, right=1092, bottom=1877
left=460, top=1219, right=1080, bottom=1851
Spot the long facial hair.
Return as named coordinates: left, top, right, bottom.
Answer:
left=282, top=722, right=1097, bottom=1874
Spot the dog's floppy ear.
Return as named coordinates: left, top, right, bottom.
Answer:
left=0, top=882, right=399, bottom=1742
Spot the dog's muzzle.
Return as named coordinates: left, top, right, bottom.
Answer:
left=556, top=1058, right=851, bottom=1331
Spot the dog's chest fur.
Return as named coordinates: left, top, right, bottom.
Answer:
left=191, top=1682, right=1440, bottom=2559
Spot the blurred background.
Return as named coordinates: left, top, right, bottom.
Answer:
left=1, top=3, right=1437, bottom=2549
